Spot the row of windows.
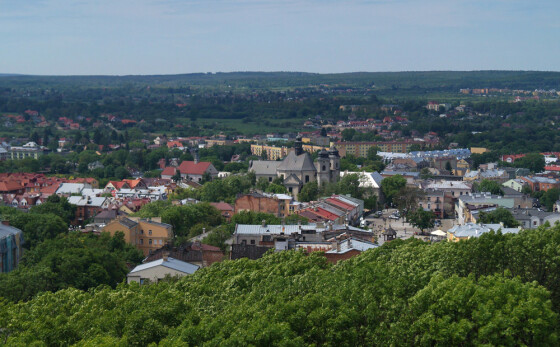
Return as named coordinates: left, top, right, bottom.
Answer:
left=139, top=238, right=164, bottom=245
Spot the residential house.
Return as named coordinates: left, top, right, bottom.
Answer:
left=144, top=242, right=224, bottom=267
left=88, top=161, right=104, bottom=171
left=127, top=255, right=199, bottom=284
left=521, top=176, right=560, bottom=192
left=56, top=183, right=92, bottom=197
left=456, top=193, right=533, bottom=225
left=68, top=195, right=108, bottom=225
left=232, top=222, right=374, bottom=260
left=507, top=208, right=560, bottom=229
left=447, top=223, right=521, bottom=242
left=210, top=202, right=235, bottom=221
left=161, top=160, right=218, bottom=182
left=103, top=217, right=174, bottom=256
left=502, top=179, right=527, bottom=192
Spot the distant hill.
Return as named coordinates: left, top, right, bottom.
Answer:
left=0, top=71, right=559, bottom=91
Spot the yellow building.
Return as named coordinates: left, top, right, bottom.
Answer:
left=454, top=159, right=471, bottom=176
left=470, top=147, right=489, bottom=154
left=250, top=144, right=289, bottom=160
left=103, top=217, right=174, bottom=256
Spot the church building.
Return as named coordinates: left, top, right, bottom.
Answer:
left=250, top=137, right=340, bottom=199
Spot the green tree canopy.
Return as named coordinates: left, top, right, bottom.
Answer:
left=476, top=179, right=504, bottom=196
left=479, top=207, right=520, bottom=227
left=381, top=174, right=406, bottom=205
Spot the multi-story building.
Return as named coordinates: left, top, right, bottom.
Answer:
left=9, top=142, right=45, bottom=160
left=103, top=217, right=174, bottom=256
left=235, top=192, right=292, bottom=218
left=250, top=144, right=289, bottom=160
left=0, top=222, right=24, bottom=273
left=521, top=176, right=560, bottom=192
left=335, top=141, right=426, bottom=157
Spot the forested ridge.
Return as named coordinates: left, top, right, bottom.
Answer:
left=2, top=225, right=560, bottom=346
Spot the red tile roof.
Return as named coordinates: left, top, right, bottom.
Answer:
left=191, top=243, right=222, bottom=252
left=161, top=167, right=177, bottom=177
left=326, top=198, right=354, bottom=211
left=178, top=161, right=212, bottom=175
left=210, top=202, right=234, bottom=212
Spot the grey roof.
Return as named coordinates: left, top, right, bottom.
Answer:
left=501, top=187, right=523, bottom=197
left=326, top=238, right=378, bottom=254
left=370, top=172, right=384, bottom=186
left=381, top=170, right=420, bottom=178
left=0, top=224, right=22, bottom=240
left=129, top=257, right=199, bottom=275
left=277, top=151, right=317, bottom=172
left=317, top=202, right=346, bottom=216
left=56, top=183, right=86, bottom=194
left=524, top=176, right=558, bottom=184
left=480, top=169, right=507, bottom=179
left=249, top=160, right=281, bottom=176
left=68, top=196, right=107, bottom=207
left=423, top=180, right=472, bottom=190
left=118, top=217, right=138, bottom=228
left=235, top=223, right=370, bottom=235
left=447, top=223, right=520, bottom=238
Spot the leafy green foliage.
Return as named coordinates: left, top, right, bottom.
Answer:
left=407, top=208, right=435, bottom=233
left=3, top=226, right=560, bottom=345
left=298, top=181, right=319, bottom=202
left=135, top=201, right=223, bottom=238
left=0, top=232, right=142, bottom=302
left=479, top=207, right=520, bottom=227
left=476, top=179, right=504, bottom=195
left=381, top=174, right=406, bottom=205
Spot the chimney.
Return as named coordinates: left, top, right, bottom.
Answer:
left=162, top=251, right=169, bottom=261
left=261, top=219, right=267, bottom=227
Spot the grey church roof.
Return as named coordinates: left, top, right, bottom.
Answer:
left=277, top=151, right=316, bottom=172
left=250, top=160, right=281, bottom=176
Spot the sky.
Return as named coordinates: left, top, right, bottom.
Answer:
left=1, top=0, right=559, bottom=75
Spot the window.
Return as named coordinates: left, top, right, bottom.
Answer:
left=269, top=177, right=272, bottom=182
left=149, top=239, right=152, bottom=245
left=322, top=165, right=326, bottom=171
left=305, top=175, right=310, bottom=183
left=139, top=239, right=143, bottom=245
left=428, top=203, right=431, bottom=209
left=148, top=230, right=152, bottom=235
left=250, top=240, right=255, bottom=245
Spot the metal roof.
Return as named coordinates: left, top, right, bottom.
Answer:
left=0, top=224, right=22, bottom=240
left=249, top=160, right=281, bottom=176
left=129, top=257, right=199, bottom=275
left=277, top=151, right=316, bottom=172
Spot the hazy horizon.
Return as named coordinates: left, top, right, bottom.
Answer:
left=2, top=1, right=559, bottom=75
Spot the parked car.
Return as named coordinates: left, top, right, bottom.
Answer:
left=434, top=219, right=442, bottom=227
left=389, top=214, right=400, bottom=220
left=374, top=211, right=383, bottom=218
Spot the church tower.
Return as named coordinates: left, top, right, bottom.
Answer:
left=329, top=146, right=340, bottom=183
left=317, top=148, right=330, bottom=187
